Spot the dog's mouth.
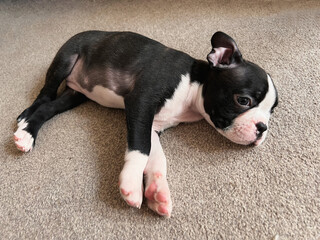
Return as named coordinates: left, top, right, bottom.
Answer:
left=251, top=133, right=266, bottom=146
left=256, top=130, right=264, bottom=140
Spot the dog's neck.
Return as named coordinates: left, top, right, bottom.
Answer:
left=188, top=60, right=213, bottom=124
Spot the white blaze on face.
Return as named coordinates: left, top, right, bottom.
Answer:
left=217, top=74, right=277, bottom=145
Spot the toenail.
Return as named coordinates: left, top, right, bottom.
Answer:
left=126, top=200, right=140, bottom=209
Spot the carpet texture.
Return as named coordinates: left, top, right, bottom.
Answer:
left=1, top=0, right=319, bottom=239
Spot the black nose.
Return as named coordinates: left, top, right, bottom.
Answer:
left=256, top=122, right=267, bottom=135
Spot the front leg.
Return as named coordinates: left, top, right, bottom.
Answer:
left=119, top=96, right=154, bottom=209
left=144, top=129, right=172, bottom=217
left=119, top=150, right=149, bottom=208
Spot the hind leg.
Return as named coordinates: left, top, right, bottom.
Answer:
left=17, top=49, right=79, bottom=124
left=14, top=88, right=87, bottom=152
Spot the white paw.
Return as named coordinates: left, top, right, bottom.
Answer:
left=145, top=172, right=172, bottom=218
left=119, top=169, right=144, bottom=208
left=14, top=120, right=34, bottom=152
left=119, top=150, right=149, bottom=208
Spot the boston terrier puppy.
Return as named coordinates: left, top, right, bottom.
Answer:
left=14, top=31, right=278, bottom=217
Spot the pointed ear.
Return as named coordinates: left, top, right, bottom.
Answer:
left=207, top=32, right=243, bottom=68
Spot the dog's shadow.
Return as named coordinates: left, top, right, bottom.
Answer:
left=72, top=102, right=128, bottom=212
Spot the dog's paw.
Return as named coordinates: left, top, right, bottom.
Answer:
left=119, top=151, right=148, bottom=209
left=119, top=183, right=143, bottom=209
left=14, top=119, right=34, bottom=152
left=119, top=167, right=144, bottom=208
left=145, top=172, right=172, bottom=218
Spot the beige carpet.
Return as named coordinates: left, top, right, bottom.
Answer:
left=1, top=0, right=319, bottom=239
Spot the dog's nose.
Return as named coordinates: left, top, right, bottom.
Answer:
left=256, top=122, right=267, bottom=136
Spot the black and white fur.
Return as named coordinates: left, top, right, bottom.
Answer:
left=14, top=31, right=278, bottom=217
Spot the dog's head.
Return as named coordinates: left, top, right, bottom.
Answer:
left=203, top=32, right=278, bottom=146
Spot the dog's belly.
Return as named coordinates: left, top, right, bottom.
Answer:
left=67, top=81, right=125, bottom=109
left=66, top=57, right=126, bottom=109
left=67, top=73, right=203, bottom=130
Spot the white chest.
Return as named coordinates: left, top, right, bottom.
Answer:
left=153, top=74, right=203, bottom=131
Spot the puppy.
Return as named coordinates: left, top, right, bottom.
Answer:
left=14, top=31, right=278, bottom=217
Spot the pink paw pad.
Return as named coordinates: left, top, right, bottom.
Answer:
left=120, top=188, right=130, bottom=196
left=14, top=135, right=34, bottom=152
left=158, top=205, right=169, bottom=215
left=145, top=172, right=172, bottom=217
left=120, top=187, right=141, bottom=208
left=145, top=183, right=168, bottom=203
left=119, top=179, right=143, bottom=209
left=145, top=182, right=157, bottom=201
left=155, top=192, right=168, bottom=203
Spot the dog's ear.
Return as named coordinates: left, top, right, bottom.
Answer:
left=207, top=32, right=243, bottom=68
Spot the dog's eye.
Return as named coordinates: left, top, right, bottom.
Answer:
left=234, top=95, right=252, bottom=107
left=237, top=97, right=250, bottom=106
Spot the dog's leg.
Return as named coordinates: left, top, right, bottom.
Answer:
left=14, top=88, right=87, bottom=152
left=119, top=93, right=155, bottom=209
left=144, top=130, right=172, bottom=217
left=17, top=47, right=79, bottom=124
left=119, top=150, right=149, bottom=208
